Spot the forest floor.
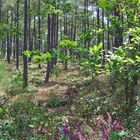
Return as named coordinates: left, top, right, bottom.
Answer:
left=1, top=61, right=140, bottom=139
left=0, top=61, right=127, bottom=116
left=1, top=62, right=93, bottom=114
left=24, top=64, right=85, bottom=114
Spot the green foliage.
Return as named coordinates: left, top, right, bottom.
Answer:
left=0, top=62, right=36, bottom=95
left=106, top=39, right=140, bottom=79
left=109, top=131, right=128, bottom=140
left=89, top=42, right=103, bottom=54
left=46, top=95, right=69, bottom=108
left=79, top=43, right=103, bottom=78
left=58, top=39, right=78, bottom=65
left=56, top=51, right=69, bottom=61
left=80, top=29, right=93, bottom=41
left=6, top=71, right=23, bottom=95
left=59, top=39, right=77, bottom=49
left=135, top=106, right=140, bottom=113
left=42, top=3, right=61, bottom=14
left=24, top=50, right=32, bottom=57
left=26, top=84, right=37, bottom=93
left=61, top=2, right=72, bottom=14
left=98, top=0, right=117, bottom=9
left=105, top=26, right=140, bottom=115
left=0, top=119, right=16, bottom=139
left=0, top=99, right=44, bottom=138
left=0, top=0, right=140, bottom=139
left=47, top=97, right=61, bottom=107
left=0, top=23, right=9, bottom=40
left=0, top=98, right=64, bottom=139
left=0, top=61, right=7, bottom=80
left=0, top=61, right=11, bottom=93
left=24, top=50, right=52, bottom=64
left=106, top=28, right=140, bottom=75
left=33, top=52, right=52, bottom=64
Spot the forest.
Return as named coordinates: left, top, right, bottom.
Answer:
left=0, top=0, right=140, bottom=139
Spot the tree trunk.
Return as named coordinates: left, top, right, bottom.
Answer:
left=0, top=0, right=2, bottom=23
left=10, top=11, right=13, bottom=59
left=16, top=0, right=19, bottom=69
left=23, top=0, right=28, bottom=87
left=7, top=11, right=10, bottom=63
left=38, top=0, right=41, bottom=68
left=33, top=15, right=37, bottom=50
left=114, top=7, right=120, bottom=48
left=97, top=6, right=101, bottom=44
left=107, top=16, right=110, bottom=51
left=28, top=0, right=32, bottom=62
left=102, top=9, right=105, bottom=65
left=64, top=15, right=68, bottom=70
left=45, top=14, right=51, bottom=82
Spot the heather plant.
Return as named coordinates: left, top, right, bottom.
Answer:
left=58, top=113, right=127, bottom=140
left=96, top=112, right=125, bottom=140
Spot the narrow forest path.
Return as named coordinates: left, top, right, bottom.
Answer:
left=3, top=64, right=91, bottom=114
left=29, top=66, right=84, bottom=113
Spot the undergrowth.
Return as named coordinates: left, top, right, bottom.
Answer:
left=0, top=61, right=37, bottom=95
left=0, top=61, right=11, bottom=93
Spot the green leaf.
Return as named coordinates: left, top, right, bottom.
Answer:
left=136, top=55, right=140, bottom=62
left=109, top=131, right=121, bottom=140
left=99, top=0, right=116, bottom=9
left=29, top=124, right=35, bottom=128
left=117, top=131, right=128, bottom=137
left=89, top=42, right=103, bottom=54
left=46, top=52, right=52, bottom=60
left=0, top=107, right=3, bottom=113
left=135, top=106, right=140, bottom=113
left=79, top=59, right=88, bottom=66
left=23, top=50, right=31, bottom=57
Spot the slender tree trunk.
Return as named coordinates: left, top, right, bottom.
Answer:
left=45, top=14, right=51, bottom=82
left=13, top=34, right=16, bottom=59
left=107, top=16, right=110, bottom=51
left=0, top=0, right=2, bottom=50
left=64, top=15, right=68, bottom=70
left=87, top=0, right=90, bottom=48
left=33, top=15, right=37, bottom=50
left=84, top=0, right=87, bottom=47
left=51, top=14, right=54, bottom=69
left=97, top=6, right=101, bottom=44
left=114, top=7, right=120, bottom=48
left=119, top=12, right=123, bottom=46
left=16, top=0, right=19, bottom=69
left=0, top=0, right=2, bottom=23
left=102, top=9, right=105, bottom=65
left=70, top=16, right=73, bottom=40
left=38, top=0, right=41, bottom=68
left=73, top=6, right=77, bottom=41
left=23, top=0, right=28, bottom=87
left=28, top=0, right=32, bottom=62
left=7, top=11, right=10, bottom=63
left=10, top=11, right=13, bottom=59
left=54, top=13, right=59, bottom=64
left=52, top=13, right=57, bottom=65
left=60, top=18, right=63, bottom=40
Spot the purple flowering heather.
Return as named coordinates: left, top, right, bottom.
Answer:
left=63, top=126, right=68, bottom=135
left=69, top=129, right=76, bottom=140
left=77, top=131, right=88, bottom=140
left=97, top=112, right=125, bottom=140
left=60, top=113, right=125, bottom=140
